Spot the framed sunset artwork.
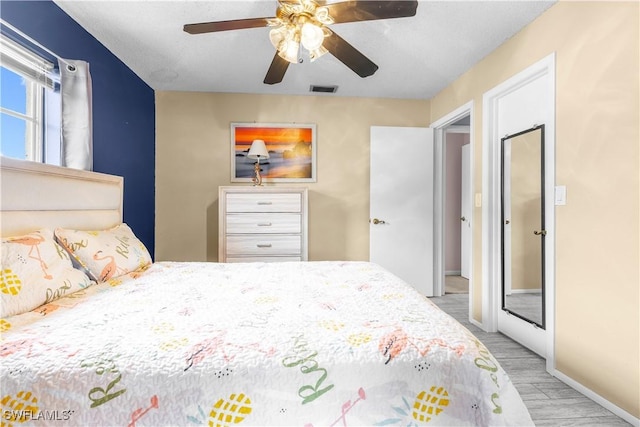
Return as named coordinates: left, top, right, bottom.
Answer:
left=230, top=122, right=317, bottom=183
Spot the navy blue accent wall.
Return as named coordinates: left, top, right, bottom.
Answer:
left=1, top=0, right=156, bottom=256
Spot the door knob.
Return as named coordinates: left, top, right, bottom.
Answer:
left=371, top=218, right=386, bottom=225
left=505, top=220, right=510, bottom=225
left=460, top=216, right=466, bottom=221
left=533, top=230, right=547, bottom=236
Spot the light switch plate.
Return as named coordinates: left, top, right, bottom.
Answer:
left=475, top=193, right=482, bottom=208
left=555, top=186, right=567, bottom=205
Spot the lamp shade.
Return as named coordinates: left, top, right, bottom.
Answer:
left=247, top=140, right=270, bottom=160
left=301, top=22, right=324, bottom=50
left=278, top=37, right=300, bottom=64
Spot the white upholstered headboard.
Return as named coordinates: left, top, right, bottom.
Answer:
left=0, top=157, right=123, bottom=236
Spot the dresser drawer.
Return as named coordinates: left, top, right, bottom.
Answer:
left=226, top=193, right=301, bottom=213
left=226, top=213, right=301, bottom=234
left=225, top=256, right=302, bottom=263
left=226, top=235, right=301, bottom=256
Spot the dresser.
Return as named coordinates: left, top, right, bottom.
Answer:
left=218, top=186, right=308, bottom=263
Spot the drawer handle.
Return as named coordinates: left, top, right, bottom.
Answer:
left=257, top=223, right=272, bottom=227
left=257, top=201, right=273, bottom=205
left=257, top=243, right=273, bottom=248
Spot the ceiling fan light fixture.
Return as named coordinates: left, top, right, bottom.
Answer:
left=268, top=26, right=286, bottom=49
left=308, top=45, right=328, bottom=62
left=277, top=36, right=300, bottom=63
left=267, top=1, right=332, bottom=65
left=300, top=21, right=324, bottom=51
left=270, top=25, right=300, bottom=63
left=185, top=0, right=420, bottom=84
left=313, top=6, right=334, bottom=26
left=269, top=27, right=284, bottom=49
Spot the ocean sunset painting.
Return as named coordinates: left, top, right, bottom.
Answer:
left=231, top=123, right=316, bottom=182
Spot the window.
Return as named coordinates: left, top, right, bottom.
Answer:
left=0, top=33, right=60, bottom=163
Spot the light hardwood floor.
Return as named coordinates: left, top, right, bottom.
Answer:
left=429, top=293, right=631, bottom=426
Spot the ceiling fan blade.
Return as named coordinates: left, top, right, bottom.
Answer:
left=323, top=30, right=378, bottom=78
left=264, top=53, right=290, bottom=85
left=184, top=17, right=272, bottom=34
left=326, top=1, right=418, bottom=24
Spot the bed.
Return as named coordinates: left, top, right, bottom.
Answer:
left=0, top=158, right=534, bottom=426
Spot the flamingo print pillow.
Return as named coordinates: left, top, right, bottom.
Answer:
left=55, top=223, right=152, bottom=283
left=0, top=229, right=93, bottom=317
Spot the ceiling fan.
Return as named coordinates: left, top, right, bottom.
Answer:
left=183, top=0, right=418, bottom=85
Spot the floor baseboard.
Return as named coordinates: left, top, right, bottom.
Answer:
left=432, top=293, right=633, bottom=425
left=553, top=369, right=640, bottom=426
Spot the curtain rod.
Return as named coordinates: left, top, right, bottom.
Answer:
left=0, top=19, right=73, bottom=67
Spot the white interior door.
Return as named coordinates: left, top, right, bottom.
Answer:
left=483, top=55, right=555, bottom=360
left=460, top=144, right=471, bottom=279
left=370, top=126, right=434, bottom=296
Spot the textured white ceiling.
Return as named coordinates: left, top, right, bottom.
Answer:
left=53, top=0, right=555, bottom=99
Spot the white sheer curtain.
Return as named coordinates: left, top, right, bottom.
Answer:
left=60, top=59, right=93, bottom=171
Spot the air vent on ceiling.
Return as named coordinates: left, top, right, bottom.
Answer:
left=310, top=85, right=338, bottom=94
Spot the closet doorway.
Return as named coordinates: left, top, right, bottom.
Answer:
left=444, top=119, right=471, bottom=295
left=431, top=101, right=474, bottom=308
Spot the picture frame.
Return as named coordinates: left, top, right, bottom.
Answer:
left=230, top=122, right=317, bottom=183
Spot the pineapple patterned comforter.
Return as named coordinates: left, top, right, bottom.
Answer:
left=1, top=261, right=533, bottom=426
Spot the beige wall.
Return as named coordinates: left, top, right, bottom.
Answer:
left=429, top=1, right=639, bottom=417
left=156, top=93, right=429, bottom=263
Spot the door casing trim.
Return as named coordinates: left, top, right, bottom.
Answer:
left=431, top=101, right=476, bottom=326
